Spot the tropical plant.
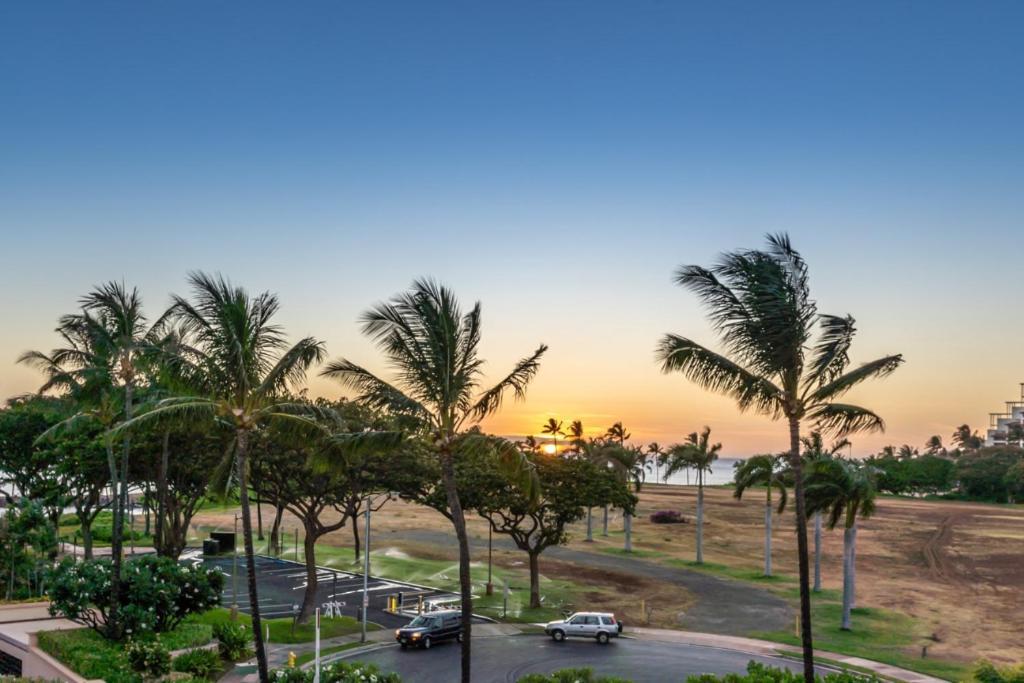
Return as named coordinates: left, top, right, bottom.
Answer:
left=567, top=420, right=585, bottom=453
left=125, top=639, right=171, bottom=678
left=114, top=273, right=325, bottom=681
left=951, top=424, right=983, bottom=451
left=172, top=647, right=222, bottom=680
left=923, top=435, right=945, bottom=456
left=804, top=458, right=877, bottom=630
left=321, top=279, right=545, bottom=683
left=686, top=660, right=882, bottom=683
left=646, top=442, right=664, bottom=482
left=606, top=421, right=630, bottom=445
left=662, top=427, right=720, bottom=563
left=541, top=418, right=565, bottom=453
left=604, top=445, right=646, bottom=552
left=213, top=621, right=252, bottom=661
left=733, top=454, right=787, bottom=576
left=657, top=234, right=902, bottom=680
left=896, top=444, right=918, bottom=459
left=799, top=431, right=849, bottom=591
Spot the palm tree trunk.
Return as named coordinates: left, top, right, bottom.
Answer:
left=352, top=507, right=362, bottom=561
left=602, top=505, right=609, bottom=536
left=528, top=551, right=541, bottom=609
left=585, top=508, right=593, bottom=542
left=849, top=522, right=857, bottom=610
left=101, top=434, right=122, bottom=638
left=764, top=496, right=772, bottom=577
left=813, top=511, right=822, bottom=592
left=788, top=416, right=815, bottom=683
left=256, top=494, right=264, bottom=541
left=235, top=429, right=269, bottom=683
left=441, top=452, right=472, bottom=683
left=155, top=431, right=169, bottom=556
left=841, top=523, right=854, bottom=630
left=624, top=512, right=632, bottom=552
left=696, top=471, right=704, bottom=564
left=269, top=504, right=284, bottom=556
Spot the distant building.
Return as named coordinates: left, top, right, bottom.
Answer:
left=985, top=383, right=1024, bottom=446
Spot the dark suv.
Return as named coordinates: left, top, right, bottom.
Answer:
left=395, top=610, right=463, bottom=650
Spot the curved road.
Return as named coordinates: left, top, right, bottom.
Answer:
left=331, top=635, right=806, bottom=683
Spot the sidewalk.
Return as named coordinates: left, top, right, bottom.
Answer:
left=627, top=627, right=947, bottom=683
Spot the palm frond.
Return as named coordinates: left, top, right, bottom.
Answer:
left=468, top=344, right=548, bottom=423
left=809, top=403, right=885, bottom=436
left=804, top=314, right=856, bottom=391
left=808, top=355, right=903, bottom=403
left=320, top=359, right=430, bottom=420
left=256, top=337, right=327, bottom=396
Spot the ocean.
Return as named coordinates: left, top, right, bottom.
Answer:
left=650, top=456, right=743, bottom=487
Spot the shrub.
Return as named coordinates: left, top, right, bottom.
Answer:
left=649, top=509, right=685, bottom=524
left=269, top=661, right=401, bottom=682
left=517, top=669, right=629, bottom=683
left=214, top=621, right=252, bottom=661
left=172, top=648, right=221, bottom=680
left=975, top=660, right=1024, bottom=683
left=684, top=661, right=881, bottom=683
left=125, top=639, right=171, bottom=678
left=47, top=555, right=223, bottom=639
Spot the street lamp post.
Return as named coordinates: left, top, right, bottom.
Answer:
left=231, top=513, right=239, bottom=620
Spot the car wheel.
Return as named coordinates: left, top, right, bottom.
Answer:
left=551, top=629, right=565, bottom=642
left=422, top=636, right=432, bottom=650
left=597, top=632, right=609, bottom=644
left=399, top=643, right=407, bottom=650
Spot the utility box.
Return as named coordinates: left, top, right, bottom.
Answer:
left=210, top=532, right=236, bottom=552
left=202, top=539, right=221, bottom=556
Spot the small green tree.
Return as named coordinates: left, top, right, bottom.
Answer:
left=662, top=427, right=720, bottom=564
left=733, top=454, right=787, bottom=576
left=0, top=500, right=58, bottom=599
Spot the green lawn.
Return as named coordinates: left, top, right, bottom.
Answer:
left=188, top=607, right=378, bottom=644
left=295, top=641, right=366, bottom=666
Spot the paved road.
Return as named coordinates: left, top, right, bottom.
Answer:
left=390, top=529, right=792, bottom=635
left=332, top=635, right=806, bottom=683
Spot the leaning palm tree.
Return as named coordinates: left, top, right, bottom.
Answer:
left=657, top=234, right=902, bottom=681
left=805, top=458, right=877, bottom=630
left=20, top=282, right=165, bottom=638
left=733, top=454, right=787, bottom=576
left=115, top=273, right=325, bottom=683
left=799, top=431, right=849, bottom=592
left=321, top=279, right=545, bottom=683
left=541, top=418, right=565, bottom=453
left=662, top=427, right=720, bottom=564
left=646, top=442, right=664, bottom=482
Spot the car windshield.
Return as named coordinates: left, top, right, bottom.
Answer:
left=408, top=616, right=438, bottom=628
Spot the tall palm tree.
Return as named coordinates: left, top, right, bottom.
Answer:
left=951, top=424, right=982, bottom=452
left=115, top=273, right=325, bottom=683
left=321, top=279, right=545, bottom=683
left=601, top=444, right=646, bottom=552
left=657, top=234, right=902, bottom=681
left=897, top=444, right=918, bottom=459
left=923, top=435, right=945, bottom=456
left=20, top=282, right=165, bottom=638
left=541, top=418, right=565, bottom=453
left=733, top=454, right=787, bottom=576
left=805, top=458, right=877, bottom=630
left=646, top=442, right=664, bottom=482
left=598, top=423, right=630, bottom=535
left=567, top=420, right=585, bottom=453
left=799, top=431, right=849, bottom=592
left=662, top=427, right=720, bottom=564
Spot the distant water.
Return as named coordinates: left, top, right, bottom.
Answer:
left=649, top=456, right=743, bottom=487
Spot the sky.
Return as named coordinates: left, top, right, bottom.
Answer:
left=1, top=2, right=1022, bottom=455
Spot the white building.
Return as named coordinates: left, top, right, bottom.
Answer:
left=985, top=383, right=1024, bottom=446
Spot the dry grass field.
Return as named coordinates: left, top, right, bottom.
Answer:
left=192, top=483, right=1024, bottom=670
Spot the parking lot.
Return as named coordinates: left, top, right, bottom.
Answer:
left=185, top=552, right=461, bottom=628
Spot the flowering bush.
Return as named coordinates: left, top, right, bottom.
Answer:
left=648, top=509, right=686, bottom=524
left=47, top=555, right=223, bottom=639
left=270, top=660, right=402, bottom=682
left=125, top=639, right=171, bottom=678
left=213, top=621, right=252, bottom=661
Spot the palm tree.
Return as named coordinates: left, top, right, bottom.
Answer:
left=541, top=418, right=565, bottom=453
left=799, top=431, right=849, bottom=592
left=321, top=279, right=545, bottom=683
left=646, top=442, right=664, bottom=483
left=19, top=282, right=165, bottom=638
left=568, top=420, right=585, bottom=453
left=897, top=444, right=918, bottom=459
left=602, top=445, right=646, bottom=552
left=923, top=435, right=945, bottom=456
left=115, top=273, right=325, bottom=683
left=951, top=424, right=983, bottom=452
left=657, top=234, right=902, bottom=681
left=662, top=427, right=720, bottom=564
left=733, top=454, right=787, bottom=576
left=606, top=421, right=630, bottom=445
left=805, top=458, right=877, bottom=630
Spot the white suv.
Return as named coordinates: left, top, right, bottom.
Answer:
left=544, top=612, right=622, bottom=644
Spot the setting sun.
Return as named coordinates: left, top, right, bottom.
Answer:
left=542, top=444, right=557, bottom=455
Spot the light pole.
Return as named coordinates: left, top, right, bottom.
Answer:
left=231, top=513, right=239, bottom=620
left=360, top=501, right=371, bottom=643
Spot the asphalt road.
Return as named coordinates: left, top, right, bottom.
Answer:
left=332, top=635, right=805, bottom=683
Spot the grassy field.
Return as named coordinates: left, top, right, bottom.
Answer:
left=189, top=606, right=378, bottom=644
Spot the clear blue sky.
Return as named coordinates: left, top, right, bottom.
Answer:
left=2, top=2, right=1022, bottom=453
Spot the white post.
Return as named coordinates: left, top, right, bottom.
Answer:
left=313, top=608, right=321, bottom=683
left=361, top=503, right=371, bottom=643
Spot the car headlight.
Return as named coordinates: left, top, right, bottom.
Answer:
left=395, top=629, right=401, bottom=637
left=411, top=633, right=421, bottom=639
